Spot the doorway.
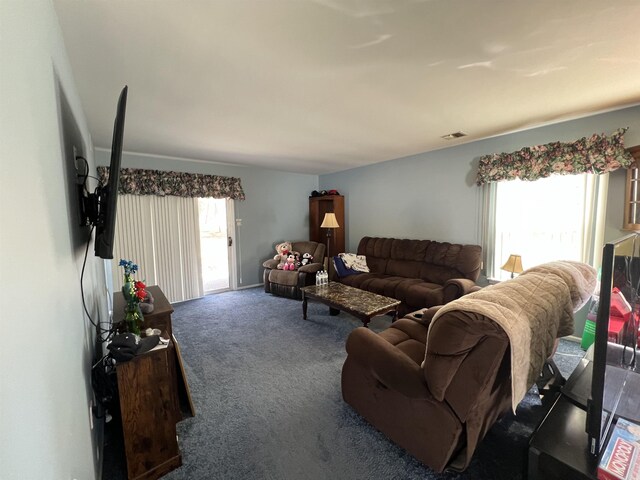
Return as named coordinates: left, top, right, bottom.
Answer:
left=198, top=198, right=235, bottom=293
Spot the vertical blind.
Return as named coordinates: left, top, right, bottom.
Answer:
left=111, top=194, right=204, bottom=303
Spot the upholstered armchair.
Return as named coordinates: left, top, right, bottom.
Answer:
left=263, top=241, right=326, bottom=299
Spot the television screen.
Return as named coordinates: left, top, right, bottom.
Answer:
left=94, top=86, right=127, bottom=259
left=587, top=233, right=640, bottom=456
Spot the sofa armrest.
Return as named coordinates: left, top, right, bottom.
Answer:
left=404, top=305, right=443, bottom=327
left=345, top=327, right=430, bottom=399
left=442, top=278, right=479, bottom=303
left=263, top=258, right=279, bottom=269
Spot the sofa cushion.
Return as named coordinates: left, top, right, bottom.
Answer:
left=357, top=237, right=482, bottom=282
left=338, top=272, right=387, bottom=289
left=404, top=283, right=446, bottom=309
left=379, top=318, right=428, bottom=365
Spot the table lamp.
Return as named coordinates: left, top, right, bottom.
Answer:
left=320, top=212, right=340, bottom=280
left=501, top=254, right=523, bottom=278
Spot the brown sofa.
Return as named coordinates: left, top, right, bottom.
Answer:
left=336, top=237, right=482, bottom=317
left=341, top=260, right=597, bottom=472
left=262, top=240, right=326, bottom=300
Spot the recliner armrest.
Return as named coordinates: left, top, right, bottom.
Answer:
left=298, top=262, right=323, bottom=273
left=263, top=259, right=279, bottom=269
left=442, top=278, right=479, bottom=303
left=345, top=327, right=430, bottom=399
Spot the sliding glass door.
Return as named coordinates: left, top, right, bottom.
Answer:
left=198, top=198, right=235, bottom=293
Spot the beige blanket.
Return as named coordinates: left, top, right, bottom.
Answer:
left=427, top=261, right=597, bottom=411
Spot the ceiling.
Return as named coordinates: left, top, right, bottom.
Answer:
left=53, top=0, right=640, bottom=175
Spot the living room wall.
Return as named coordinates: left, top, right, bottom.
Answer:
left=319, top=105, right=640, bottom=252
left=95, top=150, right=318, bottom=288
left=1, top=1, right=105, bottom=479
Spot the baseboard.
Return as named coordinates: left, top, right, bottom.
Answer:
left=236, top=283, right=262, bottom=290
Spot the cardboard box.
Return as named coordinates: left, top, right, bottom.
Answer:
left=598, top=418, right=640, bottom=480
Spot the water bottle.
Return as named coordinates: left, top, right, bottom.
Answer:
left=316, top=272, right=320, bottom=286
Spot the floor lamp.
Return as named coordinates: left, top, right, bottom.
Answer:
left=320, top=212, right=340, bottom=281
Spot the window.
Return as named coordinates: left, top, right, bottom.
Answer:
left=111, top=194, right=204, bottom=303
left=485, top=173, right=608, bottom=280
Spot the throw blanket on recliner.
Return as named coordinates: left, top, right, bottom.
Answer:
left=426, top=260, right=597, bottom=411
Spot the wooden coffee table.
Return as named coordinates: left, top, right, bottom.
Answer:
left=301, top=282, right=400, bottom=328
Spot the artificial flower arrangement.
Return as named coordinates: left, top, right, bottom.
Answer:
left=119, top=259, right=147, bottom=335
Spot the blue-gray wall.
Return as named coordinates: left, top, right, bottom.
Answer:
left=1, top=1, right=105, bottom=478
left=95, top=150, right=318, bottom=286
left=319, top=105, right=640, bottom=252
left=319, top=105, right=640, bottom=336
left=98, top=107, right=639, bottom=290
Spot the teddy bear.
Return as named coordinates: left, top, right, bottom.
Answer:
left=274, top=241, right=292, bottom=269
left=283, top=253, right=297, bottom=271
left=299, top=252, right=313, bottom=267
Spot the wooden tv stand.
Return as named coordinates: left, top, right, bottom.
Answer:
left=112, top=285, right=194, bottom=480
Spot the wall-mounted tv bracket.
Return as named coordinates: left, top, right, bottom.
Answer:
left=76, top=155, right=101, bottom=227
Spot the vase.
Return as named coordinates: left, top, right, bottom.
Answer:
left=122, top=275, right=143, bottom=335
left=124, top=302, right=143, bottom=336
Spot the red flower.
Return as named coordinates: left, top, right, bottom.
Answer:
left=135, top=281, right=146, bottom=290
left=135, top=289, right=147, bottom=301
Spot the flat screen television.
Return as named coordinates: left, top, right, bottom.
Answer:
left=587, top=233, right=640, bottom=456
left=77, top=85, right=127, bottom=259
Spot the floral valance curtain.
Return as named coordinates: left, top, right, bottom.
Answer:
left=476, top=127, right=634, bottom=186
left=97, top=167, right=245, bottom=200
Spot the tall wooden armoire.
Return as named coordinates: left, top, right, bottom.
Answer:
left=309, top=194, right=345, bottom=261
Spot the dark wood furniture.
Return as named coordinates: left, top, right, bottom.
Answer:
left=114, top=285, right=175, bottom=337
left=623, top=145, right=640, bottom=231
left=112, top=285, right=193, bottom=480
left=309, top=194, right=345, bottom=257
left=301, top=282, right=400, bottom=328
left=528, top=395, right=598, bottom=480
left=116, top=344, right=182, bottom=480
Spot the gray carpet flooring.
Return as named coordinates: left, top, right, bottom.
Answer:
left=103, top=287, right=585, bottom=480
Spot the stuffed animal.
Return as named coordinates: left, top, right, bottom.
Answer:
left=283, top=253, right=297, bottom=271
left=299, top=252, right=313, bottom=267
left=274, top=241, right=292, bottom=269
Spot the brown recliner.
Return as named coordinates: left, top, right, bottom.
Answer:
left=342, top=260, right=595, bottom=472
left=342, top=306, right=513, bottom=473
left=262, top=241, right=326, bottom=299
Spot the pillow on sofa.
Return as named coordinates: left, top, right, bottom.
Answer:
left=333, top=256, right=359, bottom=277
left=339, top=253, right=370, bottom=272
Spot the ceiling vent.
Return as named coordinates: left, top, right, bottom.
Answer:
left=441, top=131, right=467, bottom=140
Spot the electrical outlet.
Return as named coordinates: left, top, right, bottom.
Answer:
left=236, top=218, right=242, bottom=226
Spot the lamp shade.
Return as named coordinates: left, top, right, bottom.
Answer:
left=320, top=212, right=340, bottom=229
left=501, top=254, right=524, bottom=275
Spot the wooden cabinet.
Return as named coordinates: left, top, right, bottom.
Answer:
left=624, top=145, right=640, bottom=231
left=116, top=344, right=182, bottom=480
left=309, top=194, right=345, bottom=258
left=112, top=285, right=193, bottom=480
